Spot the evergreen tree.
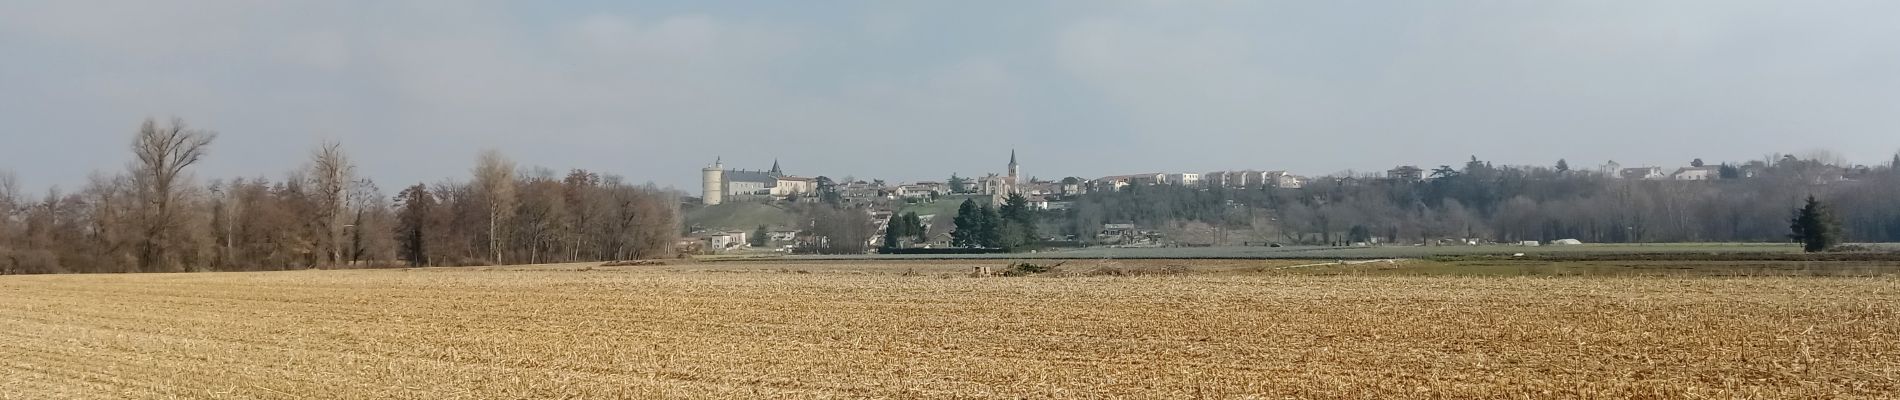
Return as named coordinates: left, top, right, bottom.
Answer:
left=881, top=213, right=903, bottom=250
left=1691, top=158, right=1705, bottom=167
left=394, top=184, right=435, bottom=267
left=1430, top=165, right=1459, bottom=179
left=950, top=199, right=983, bottom=248
left=750, top=225, right=769, bottom=247
left=1891, top=153, right=1899, bottom=170
left=1347, top=225, right=1372, bottom=244
left=1789, top=195, right=1843, bottom=252
left=1555, top=159, right=1570, bottom=173
left=1718, top=164, right=1741, bottom=180
left=978, top=204, right=1004, bottom=248
left=903, top=212, right=927, bottom=243
left=948, top=174, right=971, bottom=194
left=815, top=176, right=843, bottom=206
left=999, top=193, right=1039, bottom=248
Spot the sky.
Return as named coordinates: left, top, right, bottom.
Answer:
left=3, top=0, right=1900, bottom=192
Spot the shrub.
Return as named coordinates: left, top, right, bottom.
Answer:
left=1000, top=261, right=1065, bottom=277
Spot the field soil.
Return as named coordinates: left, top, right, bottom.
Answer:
left=3, top=260, right=1898, bottom=398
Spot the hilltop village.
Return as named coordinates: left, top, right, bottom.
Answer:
left=682, top=152, right=1883, bottom=255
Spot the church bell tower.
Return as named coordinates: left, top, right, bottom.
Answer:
left=1007, top=150, right=1020, bottom=187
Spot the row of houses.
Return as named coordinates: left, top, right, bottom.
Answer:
left=1381, top=162, right=1749, bottom=182
left=1615, top=166, right=1724, bottom=181
left=1091, top=171, right=1306, bottom=191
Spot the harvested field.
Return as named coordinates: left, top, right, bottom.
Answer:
left=3, top=261, right=1899, bottom=398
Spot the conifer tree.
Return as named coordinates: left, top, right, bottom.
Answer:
left=950, top=199, right=982, bottom=248
left=1789, top=195, right=1842, bottom=252
left=882, top=213, right=903, bottom=251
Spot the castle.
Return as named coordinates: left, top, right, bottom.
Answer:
left=700, top=159, right=814, bottom=205
left=701, top=152, right=1021, bottom=206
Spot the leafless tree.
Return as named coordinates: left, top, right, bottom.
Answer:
left=0, top=169, right=18, bottom=247
left=3, top=125, right=681, bottom=274
left=345, top=178, right=395, bottom=266
left=473, top=149, right=516, bottom=265
left=308, top=142, right=354, bottom=266
left=130, top=117, right=216, bottom=272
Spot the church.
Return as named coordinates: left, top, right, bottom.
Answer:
left=976, top=150, right=1024, bottom=204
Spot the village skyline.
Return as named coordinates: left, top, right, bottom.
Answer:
left=690, top=148, right=1889, bottom=200
left=9, top=1, right=1900, bottom=193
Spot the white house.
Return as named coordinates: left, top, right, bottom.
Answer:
left=1268, top=172, right=1304, bottom=189
left=1672, top=166, right=1719, bottom=181
left=1165, top=173, right=1202, bottom=186
left=707, top=233, right=734, bottom=251
left=1619, top=167, right=1667, bottom=180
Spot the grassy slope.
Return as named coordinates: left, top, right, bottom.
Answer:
left=684, top=202, right=800, bottom=232
left=895, top=194, right=987, bottom=219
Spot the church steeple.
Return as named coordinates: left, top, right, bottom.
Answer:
left=769, top=159, right=783, bottom=176
left=1007, top=150, right=1020, bottom=187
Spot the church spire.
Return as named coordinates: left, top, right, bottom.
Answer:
left=1009, top=150, right=1018, bottom=167
left=769, top=159, right=782, bottom=176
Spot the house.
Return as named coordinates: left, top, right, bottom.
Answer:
left=1238, top=169, right=1269, bottom=186
left=675, top=239, right=706, bottom=255
left=1020, top=181, right=1060, bottom=196
left=1127, top=173, right=1167, bottom=186
left=1091, top=176, right=1134, bottom=192
left=894, top=184, right=938, bottom=199
left=707, top=232, right=736, bottom=251
left=1264, top=171, right=1304, bottom=189
left=1387, top=166, right=1424, bottom=182
left=1619, top=167, right=1667, bottom=180
left=768, top=230, right=801, bottom=242
left=1166, top=173, right=1202, bottom=186
left=911, top=181, right=947, bottom=193
left=1025, top=195, right=1047, bottom=210
left=1202, top=171, right=1234, bottom=188
left=1057, top=178, right=1087, bottom=196
left=772, top=176, right=816, bottom=196
left=1671, top=166, right=1720, bottom=181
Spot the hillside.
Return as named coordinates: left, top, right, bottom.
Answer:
left=684, top=203, right=802, bottom=232
left=897, top=194, right=988, bottom=219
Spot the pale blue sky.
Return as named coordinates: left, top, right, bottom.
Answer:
left=3, top=1, right=1899, bottom=192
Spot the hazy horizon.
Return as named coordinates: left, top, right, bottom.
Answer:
left=4, top=1, right=1900, bottom=191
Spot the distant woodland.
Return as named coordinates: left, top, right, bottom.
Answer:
left=0, top=118, right=680, bottom=274
left=1052, top=155, right=1900, bottom=245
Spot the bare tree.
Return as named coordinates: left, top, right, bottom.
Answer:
left=4, top=127, right=685, bottom=274
left=130, top=117, right=216, bottom=272
left=1800, top=149, right=1850, bottom=168
left=343, top=178, right=386, bottom=266
left=0, top=169, right=17, bottom=248
left=473, top=149, right=516, bottom=265
left=308, top=142, right=354, bottom=266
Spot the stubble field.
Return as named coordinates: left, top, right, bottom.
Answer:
left=2, top=260, right=1898, bottom=398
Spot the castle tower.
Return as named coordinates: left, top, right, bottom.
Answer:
left=701, top=158, right=725, bottom=205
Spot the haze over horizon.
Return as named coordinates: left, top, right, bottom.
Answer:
left=4, top=1, right=1900, bottom=192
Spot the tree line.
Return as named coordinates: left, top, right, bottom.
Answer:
left=0, top=118, right=680, bottom=274
left=948, top=194, right=1039, bottom=250
left=1051, top=154, right=1900, bottom=246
